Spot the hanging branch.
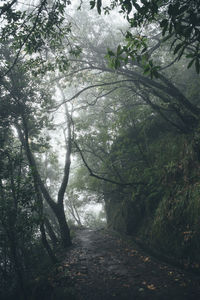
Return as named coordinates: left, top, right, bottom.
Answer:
left=50, top=79, right=135, bottom=110
left=74, top=140, right=146, bottom=187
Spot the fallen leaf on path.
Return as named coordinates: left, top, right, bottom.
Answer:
left=130, top=249, right=138, bottom=255
left=143, top=257, right=150, bottom=262
left=168, top=271, right=173, bottom=276
left=147, top=284, right=156, bottom=290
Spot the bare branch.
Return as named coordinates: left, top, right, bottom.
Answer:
left=76, top=87, right=120, bottom=110
left=74, top=140, right=146, bottom=187
left=50, top=79, right=135, bottom=110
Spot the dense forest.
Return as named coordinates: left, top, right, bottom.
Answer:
left=0, top=0, right=200, bottom=299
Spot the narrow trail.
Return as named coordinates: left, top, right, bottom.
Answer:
left=58, top=229, right=200, bottom=300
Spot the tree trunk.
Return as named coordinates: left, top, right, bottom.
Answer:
left=44, top=217, right=59, bottom=248
left=16, top=119, right=72, bottom=248
left=40, top=222, right=58, bottom=263
left=54, top=204, right=72, bottom=248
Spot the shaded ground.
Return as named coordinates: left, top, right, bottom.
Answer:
left=54, top=229, right=200, bottom=300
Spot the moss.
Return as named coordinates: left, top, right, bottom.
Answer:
left=147, top=183, right=200, bottom=262
left=105, top=163, right=200, bottom=266
left=106, top=198, right=127, bottom=233
left=104, top=126, right=200, bottom=267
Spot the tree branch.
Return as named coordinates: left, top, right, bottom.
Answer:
left=74, top=140, right=146, bottom=187
left=51, top=79, right=135, bottom=110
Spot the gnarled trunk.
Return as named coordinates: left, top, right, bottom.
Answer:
left=54, top=204, right=72, bottom=248
left=16, top=117, right=72, bottom=248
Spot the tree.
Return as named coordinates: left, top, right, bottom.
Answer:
left=1, top=0, right=200, bottom=273
left=15, top=84, right=72, bottom=248
left=0, top=42, right=72, bottom=248
left=0, top=127, right=40, bottom=299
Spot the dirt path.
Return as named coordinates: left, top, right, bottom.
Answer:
left=57, top=229, right=200, bottom=300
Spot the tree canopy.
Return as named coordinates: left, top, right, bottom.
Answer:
left=90, top=0, right=200, bottom=73
left=0, top=1, right=200, bottom=299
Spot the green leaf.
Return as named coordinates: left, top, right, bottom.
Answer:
left=173, top=42, right=183, bottom=55
left=187, top=59, right=195, bottom=69
left=132, top=2, right=140, bottom=12
left=177, top=45, right=185, bottom=60
left=195, top=58, right=200, bottom=74
left=114, top=58, right=121, bottom=69
left=97, top=0, right=102, bottom=14
left=107, top=49, right=115, bottom=56
left=160, top=19, right=168, bottom=28
left=141, top=46, right=147, bottom=53
left=122, top=0, right=132, bottom=14
left=117, top=45, right=123, bottom=55
left=90, top=1, right=96, bottom=9
left=186, top=54, right=195, bottom=59
left=169, top=22, right=173, bottom=34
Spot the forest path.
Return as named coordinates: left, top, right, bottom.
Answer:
left=58, top=229, right=200, bottom=300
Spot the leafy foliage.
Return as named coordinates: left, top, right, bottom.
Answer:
left=91, top=0, right=200, bottom=74
left=0, top=129, right=45, bottom=299
left=1, top=2, right=200, bottom=296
